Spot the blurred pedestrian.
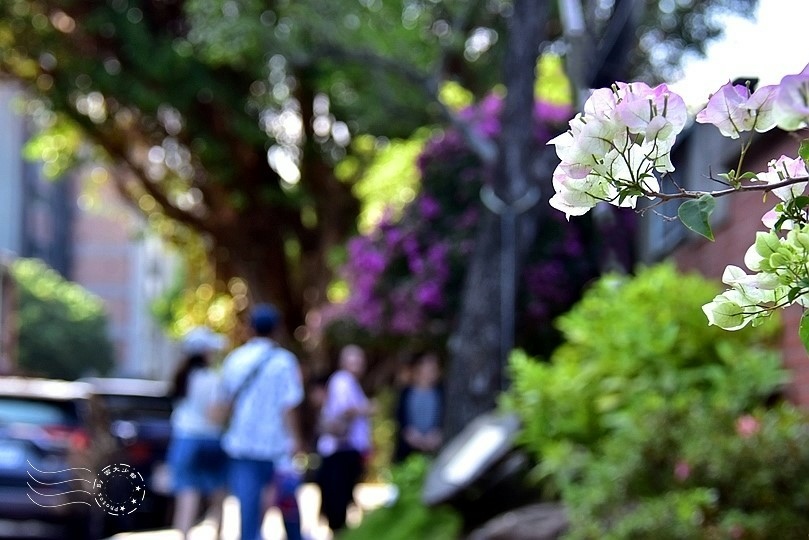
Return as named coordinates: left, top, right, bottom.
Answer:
left=218, top=304, right=304, bottom=540
left=263, top=453, right=304, bottom=540
left=393, top=351, right=444, bottom=463
left=167, top=326, right=229, bottom=540
left=316, top=344, right=373, bottom=532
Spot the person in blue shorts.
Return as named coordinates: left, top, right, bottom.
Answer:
left=167, top=326, right=229, bottom=540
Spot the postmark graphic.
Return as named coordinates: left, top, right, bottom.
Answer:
left=27, top=461, right=94, bottom=508
left=27, top=461, right=146, bottom=516
left=93, top=463, right=146, bottom=516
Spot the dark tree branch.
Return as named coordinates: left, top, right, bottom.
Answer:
left=311, top=38, right=498, bottom=165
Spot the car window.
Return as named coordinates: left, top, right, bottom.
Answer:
left=99, top=395, right=173, bottom=421
left=0, top=398, right=79, bottom=426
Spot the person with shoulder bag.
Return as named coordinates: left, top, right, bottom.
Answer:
left=217, top=303, right=304, bottom=540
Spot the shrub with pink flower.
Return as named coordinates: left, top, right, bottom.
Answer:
left=734, top=414, right=760, bottom=438
left=673, top=459, right=691, bottom=482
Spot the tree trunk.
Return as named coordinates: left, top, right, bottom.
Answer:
left=444, top=0, right=548, bottom=438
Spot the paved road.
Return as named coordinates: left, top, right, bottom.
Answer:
left=106, top=483, right=395, bottom=540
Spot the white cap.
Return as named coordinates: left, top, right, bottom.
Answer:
left=181, top=327, right=227, bottom=356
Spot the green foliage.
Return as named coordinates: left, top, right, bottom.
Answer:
left=148, top=227, right=244, bottom=339
left=367, top=387, right=398, bottom=483
left=504, top=263, right=785, bottom=467
left=564, top=405, right=809, bottom=539
left=502, top=262, right=808, bottom=538
left=800, top=311, right=809, bottom=356
left=12, top=258, right=114, bottom=380
left=185, top=0, right=484, bottom=138
left=21, top=116, right=83, bottom=179
left=349, top=131, right=432, bottom=233
left=799, top=139, right=809, bottom=164
left=339, top=455, right=461, bottom=540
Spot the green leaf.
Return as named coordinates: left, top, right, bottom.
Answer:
left=789, top=195, right=809, bottom=210
left=678, top=194, right=716, bottom=241
left=799, top=311, right=809, bottom=356
left=799, top=139, right=809, bottom=163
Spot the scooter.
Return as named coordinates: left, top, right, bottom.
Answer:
left=421, top=412, right=568, bottom=540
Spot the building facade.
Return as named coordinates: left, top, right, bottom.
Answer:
left=0, top=82, right=176, bottom=380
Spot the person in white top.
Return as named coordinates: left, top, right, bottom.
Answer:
left=316, top=344, right=373, bottom=532
left=167, top=326, right=228, bottom=540
left=218, top=304, right=304, bottom=540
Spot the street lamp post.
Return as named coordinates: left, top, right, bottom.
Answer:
left=481, top=185, right=540, bottom=390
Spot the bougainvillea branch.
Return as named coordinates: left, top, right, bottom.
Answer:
left=547, top=61, right=809, bottom=350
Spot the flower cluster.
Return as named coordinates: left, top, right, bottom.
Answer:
left=549, top=62, right=809, bottom=336
left=335, top=98, right=495, bottom=339
left=548, top=82, right=688, bottom=217
left=340, top=219, right=454, bottom=336
left=694, top=69, right=809, bottom=137
left=703, top=222, right=809, bottom=330
left=332, top=93, right=625, bottom=351
left=697, top=68, right=809, bottom=331
left=702, top=155, right=809, bottom=331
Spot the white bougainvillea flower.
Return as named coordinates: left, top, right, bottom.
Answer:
left=702, top=289, right=759, bottom=330
left=716, top=226, right=809, bottom=322
left=548, top=129, right=592, bottom=179
left=773, top=63, right=809, bottom=130
left=545, top=67, right=809, bottom=339
left=548, top=114, right=618, bottom=180
left=743, top=239, right=767, bottom=272
left=746, top=84, right=778, bottom=132
left=721, top=265, right=780, bottom=300
left=548, top=83, right=680, bottom=218
left=548, top=114, right=586, bottom=160
left=695, top=82, right=750, bottom=138
left=568, top=118, right=617, bottom=178
left=585, top=142, right=660, bottom=209
left=756, top=155, right=809, bottom=201
left=584, top=87, right=620, bottom=119
left=752, top=230, right=785, bottom=271
left=695, top=82, right=777, bottom=138
left=645, top=136, right=676, bottom=174
left=616, top=83, right=687, bottom=143
left=549, top=168, right=608, bottom=219
left=761, top=208, right=793, bottom=230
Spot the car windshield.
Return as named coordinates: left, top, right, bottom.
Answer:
left=0, top=398, right=79, bottom=427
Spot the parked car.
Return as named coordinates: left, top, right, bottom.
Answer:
left=80, top=377, right=174, bottom=532
left=0, top=377, right=115, bottom=539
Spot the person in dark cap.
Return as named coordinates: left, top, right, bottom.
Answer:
left=250, top=303, right=279, bottom=335
left=217, top=303, right=304, bottom=540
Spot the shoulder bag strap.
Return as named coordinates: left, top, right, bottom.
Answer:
left=231, top=343, right=275, bottom=404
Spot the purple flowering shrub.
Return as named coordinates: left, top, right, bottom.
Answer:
left=329, top=94, right=635, bottom=355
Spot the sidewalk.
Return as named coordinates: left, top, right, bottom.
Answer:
left=106, top=483, right=396, bottom=540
